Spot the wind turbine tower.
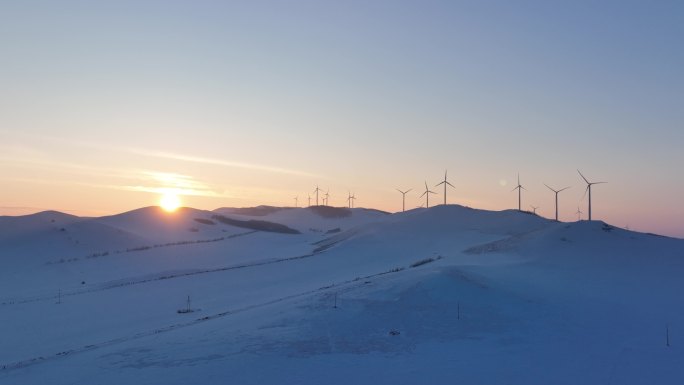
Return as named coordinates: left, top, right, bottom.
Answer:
left=435, top=170, right=455, bottom=205
left=544, top=184, right=570, bottom=221
left=576, top=206, right=583, bottom=221
left=578, top=170, right=606, bottom=221
left=511, top=174, right=526, bottom=211
left=530, top=205, right=539, bottom=214
left=396, top=188, right=412, bottom=212
left=313, top=185, right=322, bottom=206
left=420, top=181, right=437, bottom=208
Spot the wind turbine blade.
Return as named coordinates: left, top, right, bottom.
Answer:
left=581, top=185, right=589, bottom=200
left=577, top=170, right=590, bottom=184
left=396, top=188, right=403, bottom=194
left=424, top=181, right=429, bottom=190
left=446, top=181, right=455, bottom=188
left=406, top=189, right=412, bottom=194
left=420, top=191, right=427, bottom=198
left=521, top=185, right=527, bottom=191
left=558, top=186, right=571, bottom=192
left=593, top=181, right=607, bottom=185
left=544, top=183, right=555, bottom=192
left=435, top=181, right=445, bottom=187
left=511, top=186, right=518, bottom=192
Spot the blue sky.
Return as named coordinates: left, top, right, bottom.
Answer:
left=1, top=0, right=683, bottom=236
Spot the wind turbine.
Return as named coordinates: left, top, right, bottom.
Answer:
left=511, top=174, right=526, bottom=211
left=544, top=184, right=571, bottom=221
left=313, top=185, right=322, bottom=206
left=346, top=191, right=353, bottom=208
left=578, top=170, right=606, bottom=221
left=294, top=196, right=298, bottom=208
left=396, top=188, right=412, bottom=212
left=350, top=193, right=356, bottom=208
left=323, top=189, right=330, bottom=206
left=435, top=170, right=455, bottom=205
left=307, top=194, right=311, bottom=207
left=420, top=181, right=437, bottom=208
left=530, top=205, right=539, bottom=214
left=576, top=206, right=583, bottom=221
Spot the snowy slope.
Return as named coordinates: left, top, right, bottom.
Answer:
left=0, top=211, right=150, bottom=271
left=92, top=206, right=245, bottom=243
left=1, top=205, right=684, bottom=384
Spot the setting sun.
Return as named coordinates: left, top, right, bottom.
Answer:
left=159, top=192, right=181, bottom=212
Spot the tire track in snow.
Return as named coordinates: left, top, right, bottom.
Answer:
left=1, top=246, right=321, bottom=306
left=45, top=230, right=260, bottom=266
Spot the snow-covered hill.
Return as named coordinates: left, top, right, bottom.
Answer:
left=1, top=205, right=683, bottom=384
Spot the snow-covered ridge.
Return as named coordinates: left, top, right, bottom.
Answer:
left=1, top=205, right=683, bottom=384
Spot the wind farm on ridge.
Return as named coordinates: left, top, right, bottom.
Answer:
left=297, top=169, right=607, bottom=223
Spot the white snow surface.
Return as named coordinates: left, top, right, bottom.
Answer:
left=1, top=205, right=683, bottom=384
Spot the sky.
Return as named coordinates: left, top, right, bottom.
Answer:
left=0, top=0, right=683, bottom=237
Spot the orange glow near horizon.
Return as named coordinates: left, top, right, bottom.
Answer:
left=159, top=191, right=182, bottom=212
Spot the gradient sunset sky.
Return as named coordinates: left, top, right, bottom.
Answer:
left=1, top=1, right=682, bottom=237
